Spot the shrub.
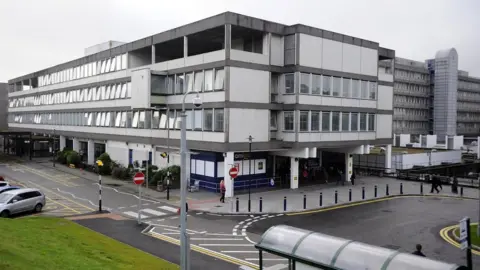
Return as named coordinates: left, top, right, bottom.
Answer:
left=97, top=153, right=112, bottom=175
left=66, top=151, right=81, bottom=166
left=56, top=150, right=68, bottom=164
left=112, top=167, right=124, bottom=179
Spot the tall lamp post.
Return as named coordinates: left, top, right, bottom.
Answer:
left=248, top=135, right=253, bottom=212
left=180, top=90, right=201, bottom=270
left=52, top=129, right=56, bottom=167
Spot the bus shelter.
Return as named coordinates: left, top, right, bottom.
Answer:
left=254, top=225, right=467, bottom=270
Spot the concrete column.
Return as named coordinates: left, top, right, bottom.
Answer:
left=364, top=144, right=371, bottom=154
left=345, top=153, right=353, bottom=182
left=151, top=45, right=156, bottom=64
left=59, top=135, right=66, bottom=150
left=183, top=36, right=188, bottom=58
left=290, top=157, right=299, bottom=189
left=225, top=24, right=231, bottom=60
left=72, top=138, right=80, bottom=152
left=477, top=137, right=480, bottom=159
left=224, top=152, right=234, bottom=197
left=385, top=144, right=392, bottom=173
left=151, top=145, right=156, bottom=166
left=87, top=140, right=95, bottom=164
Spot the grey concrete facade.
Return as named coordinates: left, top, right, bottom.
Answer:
left=0, top=83, right=7, bottom=130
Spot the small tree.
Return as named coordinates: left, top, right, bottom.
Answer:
left=97, top=153, right=112, bottom=175
left=66, top=151, right=81, bottom=166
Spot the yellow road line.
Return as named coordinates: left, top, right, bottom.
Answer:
left=13, top=163, right=77, bottom=187
left=288, top=194, right=478, bottom=216
left=439, top=224, right=480, bottom=256
left=27, top=181, right=95, bottom=211
left=145, top=230, right=259, bottom=269
left=45, top=197, right=81, bottom=214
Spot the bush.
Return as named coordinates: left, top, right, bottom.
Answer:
left=56, top=150, right=68, bottom=164
left=112, top=167, right=124, bottom=179
left=152, top=165, right=181, bottom=188
left=97, top=153, right=112, bottom=175
left=66, top=151, right=81, bottom=166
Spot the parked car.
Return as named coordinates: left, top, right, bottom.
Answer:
left=0, top=186, right=20, bottom=194
left=0, top=181, right=9, bottom=188
left=0, top=188, right=46, bottom=218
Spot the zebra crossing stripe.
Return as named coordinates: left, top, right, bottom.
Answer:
left=159, top=205, right=178, bottom=213
left=124, top=211, right=148, bottom=219
left=142, top=209, right=167, bottom=216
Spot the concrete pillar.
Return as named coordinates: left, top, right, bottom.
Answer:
left=87, top=140, right=95, bottom=164
left=345, top=153, right=353, bottom=182
left=224, top=152, right=234, bottom=197
left=72, top=138, right=80, bottom=152
left=59, top=135, right=66, bottom=150
left=290, top=157, right=299, bottom=189
left=224, top=24, right=231, bottom=59
left=385, top=144, right=392, bottom=173
left=364, top=144, right=371, bottom=154
left=151, top=45, right=156, bottom=64
left=183, top=36, right=188, bottom=58
left=151, top=145, right=156, bottom=165
left=477, top=137, right=480, bottom=159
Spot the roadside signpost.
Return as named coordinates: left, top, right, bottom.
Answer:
left=229, top=167, right=239, bottom=179
left=96, top=160, right=103, bottom=212
left=134, top=172, right=145, bottom=224
left=459, top=217, right=472, bottom=269
left=228, top=166, right=239, bottom=213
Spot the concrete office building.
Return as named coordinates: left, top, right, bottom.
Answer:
left=392, top=48, right=480, bottom=138
left=6, top=12, right=394, bottom=193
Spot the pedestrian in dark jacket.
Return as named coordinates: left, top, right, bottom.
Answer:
left=451, top=176, right=458, bottom=194
left=350, top=171, right=356, bottom=185
left=412, top=244, right=426, bottom=257
left=430, top=174, right=440, bottom=193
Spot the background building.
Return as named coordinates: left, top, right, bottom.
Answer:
left=5, top=12, right=394, bottom=192
left=392, top=48, right=480, bottom=138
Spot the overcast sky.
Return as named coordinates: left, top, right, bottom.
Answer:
left=1, top=0, right=478, bottom=82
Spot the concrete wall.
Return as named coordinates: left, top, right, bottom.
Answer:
left=0, top=83, right=7, bottom=130
left=229, top=67, right=269, bottom=103
left=228, top=108, right=269, bottom=143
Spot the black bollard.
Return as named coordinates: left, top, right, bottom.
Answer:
left=319, top=192, right=323, bottom=207
left=166, top=185, right=170, bottom=200
left=349, top=189, right=352, bottom=202
left=420, top=183, right=423, bottom=195
left=460, top=187, right=464, bottom=196
left=400, top=183, right=403, bottom=195
left=236, top=197, right=239, bottom=212
left=335, top=190, right=338, bottom=204
left=248, top=198, right=251, bottom=212
left=374, top=185, right=378, bottom=198
left=303, top=194, right=307, bottom=209
left=259, top=197, right=263, bottom=213
left=386, top=184, right=389, bottom=196
left=283, top=196, right=287, bottom=211
left=362, top=186, right=365, bottom=200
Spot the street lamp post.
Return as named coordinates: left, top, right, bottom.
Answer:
left=52, top=129, right=56, bottom=168
left=248, top=135, right=253, bottom=212
left=180, top=90, right=201, bottom=270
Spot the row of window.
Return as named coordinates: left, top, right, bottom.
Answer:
left=282, top=73, right=377, bottom=100
left=394, top=108, right=428, bottom=117
left=9, top=82, right=132, bottom=108
left=459, top=80, right=480, bottom=91
left=458, top=91, right=480, bottom=100
left=153, top=68, right=225, bottom=95
left=394, top=96, right=429, bottom=105
left=393, top=121, right=429, bottom=130
left=458, top=102, right=480, bottom=111
left=283, top=111, right=376, bottom=132
left=394, top=82, right=430, bottom=93
left=394, top=70, right=429, bottom=81
left=38, top=54, right=128, bottom=87
left=9, top=108, right=225, bottom=132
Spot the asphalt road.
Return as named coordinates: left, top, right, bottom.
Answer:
left=247, top=196, right=480, bottom=267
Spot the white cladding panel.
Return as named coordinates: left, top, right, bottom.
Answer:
left=376, top=114, right=392, bottom=138
left=167, top=91, right=224, bottom=104
left=229, top=108, right=269, bottom=142
left=299, top=34, right=323, bottom=69
left=229, top=67, right=269, bottom=103
left=298, top=132, right=375, bottom=142
left=297, top=95, right=377, bottom=109
left=361, top=47, right=378, bottom=76
left=270, top=34, right=284, bottom=66
left=230, top=50, right=269, bottom=65
left=322, top=39, right=343, bottom=71
left=130, top=68, right=151, bottom=108
left=342, top=43, right=361, bottom=74
left=377, top=85, right=393, bottom=110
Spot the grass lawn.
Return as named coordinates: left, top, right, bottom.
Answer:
left=0, top=217, right=178, bottom=270
left=454, top=224, right=480, bottom=247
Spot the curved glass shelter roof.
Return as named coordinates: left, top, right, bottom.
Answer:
left=255, top=225, right=467, bottom=270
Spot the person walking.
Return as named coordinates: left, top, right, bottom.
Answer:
left=412, top=244, right=426, bottom=257
left=430, top=174, right=440, bottom=193
left=451, top=176, right=458, bottom=194
left=219, top=179, right=226, bottom=203
left=350, top=171, right=356, bottom=186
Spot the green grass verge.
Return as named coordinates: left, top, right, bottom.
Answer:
left=454, top=224, right=480, bottom=247
left=0, top=217, right=178, bottom=270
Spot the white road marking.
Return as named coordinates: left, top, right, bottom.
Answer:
left=232, top=232, right=237, bottom=236
left=94, top=184, right=160, bottom=203
left=234, top=225, right=240, bottom=229
left=55, top=188, right=112, bottom=210
left=170, top=216, right=178, bottom=219
left=123, top=211, right=148, bottom=219
left=265, top=264, right=289, bottom=270
left=190, top=238, right=243, bottom=241
left=246, top=258, right=287, bottom=261
left=143, top=203, right=150, bottom=206
left=163, top=228, right=180, bottom=233
left=222, top=250, right=257, bottom=253
left=156, top=219, right=165, bottom=222
left=159, top=205, right=178, bottom=213
left=196, top=212, right=204, bottom=215
left=141, top=209, right=167, bottom=216
left=199, top=244, right=252, bottom=247
left=118, top=206, right=126, bottom=209
left=239, top=221, right=245, bottom=225
left=131, top=205, right=137, bottom=207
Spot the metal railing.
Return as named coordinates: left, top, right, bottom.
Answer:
left=190, top=177, right=283, bottom=193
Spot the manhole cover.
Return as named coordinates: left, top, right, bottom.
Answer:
left=106, top=184, right=122, bottom=187
left=215, top=205, right=222, bottom=208
left=381, top=209, right=393, bottom=213
left=382, top=244, right=401, bottom=250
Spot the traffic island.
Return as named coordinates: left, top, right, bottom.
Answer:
left=451, top=223, right=480, bottom=252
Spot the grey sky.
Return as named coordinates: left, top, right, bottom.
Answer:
left=1, top=0, right=478, bottom=82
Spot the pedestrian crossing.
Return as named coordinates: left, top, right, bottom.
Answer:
left=121, top=205, right=178, bottom=219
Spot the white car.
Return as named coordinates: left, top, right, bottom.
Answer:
left=0, top=181, right=9, bottom=188
left=0, top=188, right=46, bottom=218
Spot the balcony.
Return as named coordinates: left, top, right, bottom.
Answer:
left=393, top=89, right=429, bottom=98
left=393, top=102, right=429, bottom=109
left=393, top=115, right=428, bottom=121
left=394, top=76, right=429, bottom=85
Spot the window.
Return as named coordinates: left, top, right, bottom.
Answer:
left=285, top=74, right=295, bottom=94
left=270, top=111, right=277, bottom=130
left=369, top=82, right=377, bottom=100
left=284, top=111, right=294, bottom=131
left=194, top=71, right=203, bottom=91
left=322, top=112, right=330, bottom=131
left=368, top=114, right=375, bottom=131
left=121, top=54, right=127, bottom=69
left=341, top=112, right=350, bottom=131
left=115, top=84, right=121, bottom=99
left=300, top=73, right=310, bottom=94
left=115, top=112, right=122, bottom=127
left=214, top=109, right=224, bottom=132
left=352, top=80, right=360, bottom=98
left=214, top=69, right=225, bottom=90
left=159, top=111, right=167, bottom=129
left=351, top=113, right=358, bottom=131
left=332, top=112, right=340, bottom=131
left=312, top=75, right=321, bottom=95
left=120, top=112, right=127, bottom=127
left=139, top=111, right=146, bottom=129
left=342, top=78, right=350, bottom=98
left=186, top=73, right=194, bottom=92
left=300, top=111, right=309, bottom=131
left=168, top=110, right=176, bottom=129
left=203, top=109, right=213, bottom=131
left=120, top=84, right=127, bottom=98
left=204, top=70, right=213, bottom=91
left=194, top=110, right=202, bottom=130
left=322, top=76, right=331, bottom=95
left=185, top=110, right=193, bottom=130
left=167, top=76, right=174, bottom=94
left=132, top=112, right=139, bottom=128
left=176, top=74, right=184, bottom=94
left=311, top=111, right=320, bottom=131
left=360, top=113, right=367, bottom=131
left=361, top=81, right=368, bottom=99
left=332, top=77, right=341, bottom=97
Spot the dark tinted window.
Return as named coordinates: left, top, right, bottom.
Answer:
left=21, top=191, right=40, bottom=199
left=0, top=188, right=18, bottom=194
left=0, top=183, right=7, bottom=187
